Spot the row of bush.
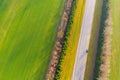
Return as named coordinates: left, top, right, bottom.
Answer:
left=54, top=0, right=77, bottom=80
left=93, top=0, right=109, bottom=80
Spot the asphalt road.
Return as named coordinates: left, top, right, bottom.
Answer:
left=72, top=0, right=96, bottom=80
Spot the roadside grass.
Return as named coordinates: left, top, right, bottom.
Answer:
left=0, top=0, right=65, bottom=80
left=84, top=0, right=103, bottom=80
left=110, top=0, right=120, bottom=79
left=55, top=0, right=85, bottom=80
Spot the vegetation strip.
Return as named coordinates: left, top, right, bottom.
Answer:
left=45, top=0, right=74, bottom=80
left=84, top=0, right=103, bottom=79
left=58, top=0, right=85, bottom=79
left=54, top=0, right=78, bottom=80
left=93, top=0, right=112, bottom=79
left=54, top=0, right=86, bottom=79
left=98, top=1, right=112, bottom=79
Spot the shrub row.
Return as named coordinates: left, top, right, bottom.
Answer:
left=93, top=0, right=110, bottom=80
left=54, top=0, right=77, bottom=80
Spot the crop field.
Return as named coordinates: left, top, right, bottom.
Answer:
left=57, top=0, right=85, bottom=79
left=0, top=0, right=65, bottom=80
left=110, top=0, right=120, bottom=79
left=1, top=0, right=120, bottom=80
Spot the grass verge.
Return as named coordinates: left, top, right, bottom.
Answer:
left=84, top=0, right=103, bottom=80
left=54, top=0, right=85, bottom=80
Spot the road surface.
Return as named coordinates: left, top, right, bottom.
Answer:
left=72, top=0, right=96, bottom=80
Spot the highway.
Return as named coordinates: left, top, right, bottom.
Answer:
left=72, top=0, right=96, bottom=80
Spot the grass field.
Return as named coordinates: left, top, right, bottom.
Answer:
left=0, top=0, right=65, bottom=80
left=84, top=0, right=103, bottom=80
left=110, top=0, right=120, bottom=79
left=58, top=0, right=85, bottom=79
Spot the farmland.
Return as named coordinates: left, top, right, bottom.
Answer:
left=0, top=0, right=65, bottom=80
left=110, top=0, right=120, bottom=79
left=0, top=0, right=120, bottom=80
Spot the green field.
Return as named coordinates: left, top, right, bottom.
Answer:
left=110, top=0, right=120, bottom=79
left=0, top=0, right=65, bottom=80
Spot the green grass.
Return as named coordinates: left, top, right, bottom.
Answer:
left=84, top=0, right=103, bottom=80
left=110, top=0, right=120, bottom=79
left=0, top=0, right=65, bottom=80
